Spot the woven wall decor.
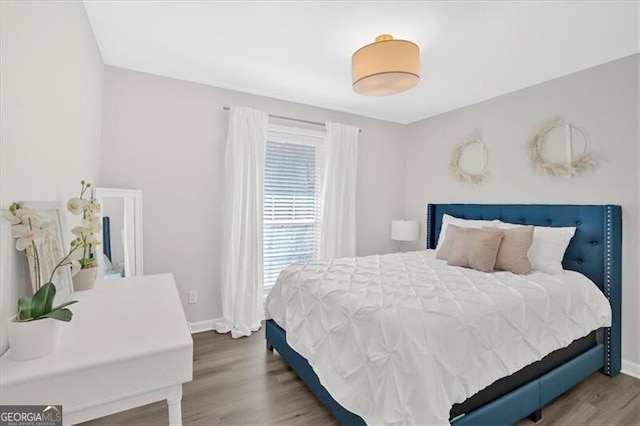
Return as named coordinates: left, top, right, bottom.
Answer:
left=529, top=117, right=596, bottom=178
left=450, top=132, right=489, bottom=185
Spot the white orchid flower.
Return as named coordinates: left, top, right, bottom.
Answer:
left=67, top=198, right=87, bottom=215
left=11, top=225, right=45, bottom=251
left=71, top=225, right=92, bottom=237
left=86, top=234, right=101, bottom=246
left=82, top=216, right=102, bottom=233
left=87, top=200, right=102, bottom=214
left=14, top=207, right=35, bottom=224
left=2, top=210, right=21, bottom=225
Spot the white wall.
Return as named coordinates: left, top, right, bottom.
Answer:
left=99, top=66, right=407, bottom=326
left=403, top=54, right=640, bottom=372
left=0, top=2, right=104, bottom=353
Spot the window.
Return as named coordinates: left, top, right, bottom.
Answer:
left=263, top=126, right=324, bottom=289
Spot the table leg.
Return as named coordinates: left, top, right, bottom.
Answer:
left=167, top=385, right=183, bottom=426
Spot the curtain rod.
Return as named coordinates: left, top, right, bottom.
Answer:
left=222, top=106, right=361, bottom=133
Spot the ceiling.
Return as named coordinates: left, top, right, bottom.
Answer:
left=83, top=1, right=639, bottom=124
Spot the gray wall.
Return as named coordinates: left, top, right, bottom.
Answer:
left=403, top=54, right=639, bottom=371
left=0, top=1, right=105, bottom=354
left=99, top=66, right=407, bottom=326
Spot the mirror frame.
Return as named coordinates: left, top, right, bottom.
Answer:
left=93, top=188, right=144, bottom=278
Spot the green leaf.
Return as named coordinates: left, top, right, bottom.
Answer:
left=30, top=282, right=56, bottom=318
left=41, top=308, right=73, bottom=322
left=42, top=283, right=57, bottom=313
left=51, top=300, right=78, bottom=311
left=16, top=297, right=33, bottom=321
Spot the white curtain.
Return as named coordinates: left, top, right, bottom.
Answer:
left=319, top=122, right=360, bottom=259
left=215, top=107, right=268, bottom=338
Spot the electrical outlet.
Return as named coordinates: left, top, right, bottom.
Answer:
left=188, top=290, right=198, bottom=304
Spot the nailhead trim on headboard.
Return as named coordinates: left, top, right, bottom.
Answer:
left=604, top=206, right=612, bottom=374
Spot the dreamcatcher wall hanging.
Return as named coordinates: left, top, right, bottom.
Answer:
left=528, top=117, right=596, bottom=178
left=449, top=132, right=489, bottom=185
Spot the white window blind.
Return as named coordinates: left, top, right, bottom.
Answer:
left=263, top=127, right=323, bottom=288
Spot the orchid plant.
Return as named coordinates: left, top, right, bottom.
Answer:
left=2, top=202, right=80, bottom=322
left=66, top=181, right=102, bottom=270
left=2, top=181, right=100, bottom=323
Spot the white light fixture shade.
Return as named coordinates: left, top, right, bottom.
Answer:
left=352, top=34, right=420, bottom=96
left=391, top=220, right=419, bottom=242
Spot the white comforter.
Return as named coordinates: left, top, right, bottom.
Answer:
left=265, top=250, right=611, bottom=425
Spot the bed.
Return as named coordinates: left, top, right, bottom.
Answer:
left=264, top=204, right=622, bottom=425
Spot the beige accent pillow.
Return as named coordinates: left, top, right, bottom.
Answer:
left=491, top=225, right=534, bottom=275
left=436, top=224, right=466, bottom=261
left=435, top=215, right=500, bottom=254
left=447, top=228, right=505, bottom=272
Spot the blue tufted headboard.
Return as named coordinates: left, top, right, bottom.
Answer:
left=426, top=203, right=622, bottom=375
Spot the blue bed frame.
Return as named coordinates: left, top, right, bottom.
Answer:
left=265, top=204, right=622, bottom=425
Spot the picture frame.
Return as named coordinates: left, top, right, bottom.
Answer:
left=24, top=201, right=74, bottom=306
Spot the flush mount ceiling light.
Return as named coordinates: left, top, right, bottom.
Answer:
left=352, top=34, right=420, bottom=96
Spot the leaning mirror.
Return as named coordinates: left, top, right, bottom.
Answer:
left=93, top=188, right=143, bottom=279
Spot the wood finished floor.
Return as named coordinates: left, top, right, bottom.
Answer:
left=85, top=329, right=640, bottom=425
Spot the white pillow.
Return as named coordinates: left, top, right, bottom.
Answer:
left=496, top=221, right=576, bottom=274
left=436, top=214, right=500, bottom=253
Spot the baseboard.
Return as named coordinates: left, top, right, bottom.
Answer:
left=189, top=318, right=221, bottom=334
left=621, top=359, right=640, bottom=379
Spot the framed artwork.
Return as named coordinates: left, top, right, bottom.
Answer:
left=24, top=201, right=74, bottom=306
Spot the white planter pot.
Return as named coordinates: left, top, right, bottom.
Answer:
left=8, top=316, right=61, bottom=361
left=73, top=267, right=97, bottom=291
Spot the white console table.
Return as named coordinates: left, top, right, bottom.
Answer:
left=0, top=273, right=193, bottom=425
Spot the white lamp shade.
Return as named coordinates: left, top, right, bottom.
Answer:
left=391, top=220, right=419, bottom=242
left=352, top=35, right=420, bottom=96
